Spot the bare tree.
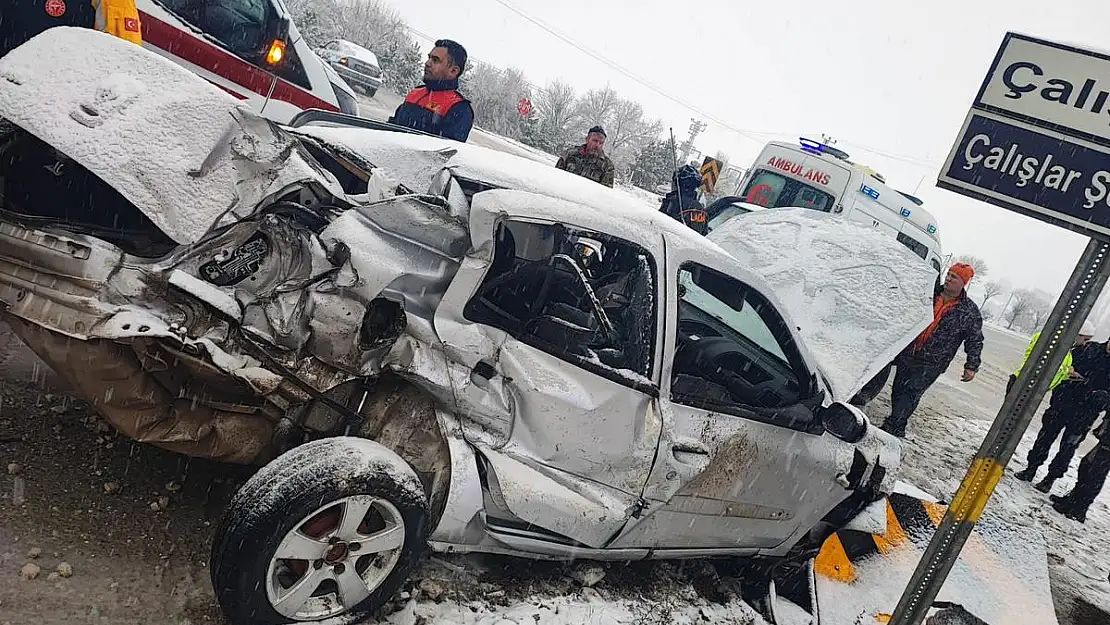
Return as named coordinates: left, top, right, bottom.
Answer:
left=1006, top=289, right=1034, bottom=330
left=980, top=281, right=1004, bottom=310
left=950, top=254, right=990, bottom=279
left=460, top=62, right=532, bottom=139
left=574, top=87, right=619, bottom=134
left=533, top=80, right=580, bottom=154
left=1006, top=289, right=1052, bottom=331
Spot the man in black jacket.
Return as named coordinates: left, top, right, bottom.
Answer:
left=1051, top=401, right=1110, bottom=523
left=1, top=1, right=97, bottom=58
left=1015, top=336, right=1110, bottom=493
left=660, top=165, right=708, bottom=235
left=881, top=263, right=984, bottom=437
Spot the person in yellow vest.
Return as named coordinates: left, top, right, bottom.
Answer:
left=1013, top=320, right=1110, bottom=493
left=1, top=0, right=141, bottom=59
left=1005, top=323, right=1095, bottom=395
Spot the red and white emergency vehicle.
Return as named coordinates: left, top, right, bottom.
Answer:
left=135, top=0, right=359, bottom=123
left=736, top=138, right=944, bottom=274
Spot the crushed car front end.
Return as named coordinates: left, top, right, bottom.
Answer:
left=0, top=28, right=461, bottom=464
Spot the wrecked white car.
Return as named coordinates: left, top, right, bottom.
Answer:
left=0, top=30, right=963, bottom=625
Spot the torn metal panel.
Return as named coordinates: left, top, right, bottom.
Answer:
left=6, top=317, right=275, bottom=464
left=477, top=448, right=638, bottom=549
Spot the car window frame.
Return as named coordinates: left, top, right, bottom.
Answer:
left=153, top=0, right=314, bottom=90
left=462, top=218, right=662, bottom=396
left=670, top=261, right=823, bottom=433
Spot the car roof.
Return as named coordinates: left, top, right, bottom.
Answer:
left=332, top=39, right=380, bottom=65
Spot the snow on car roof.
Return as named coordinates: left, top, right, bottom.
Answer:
left=334, top=39, right=381, bottom=67
left=292, top=125, right=662, bottom=217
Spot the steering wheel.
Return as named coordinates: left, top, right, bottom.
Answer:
left=674, top=337, right=778, bottom=403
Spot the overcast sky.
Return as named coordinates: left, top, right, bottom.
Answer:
left=385, top=0, right=1110, bottom=297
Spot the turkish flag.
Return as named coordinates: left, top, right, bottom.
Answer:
left=124, top=17, right=140, bottom=32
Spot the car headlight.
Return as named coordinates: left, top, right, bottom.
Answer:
left=331, top=82, right=359, bottom=117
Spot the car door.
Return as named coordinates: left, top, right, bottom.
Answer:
left=430, top=192, right=665, bottom=548
left=610, top=239, right=859, bottom=553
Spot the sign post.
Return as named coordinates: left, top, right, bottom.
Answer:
left=890, top=32, right=1110, bottom=625
left=699, top=156, right=723, bottom=194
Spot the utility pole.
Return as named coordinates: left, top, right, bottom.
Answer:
left=678, top=118, right=707, bottom=164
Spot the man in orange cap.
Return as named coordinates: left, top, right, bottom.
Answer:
left=881, top=262, right=984, bottom=437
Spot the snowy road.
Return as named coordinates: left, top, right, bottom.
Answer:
left=860, top=324, right=1110, bottom=624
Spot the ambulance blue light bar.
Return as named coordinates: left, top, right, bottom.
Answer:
left=799, top=138, right=825, bottom=155
left=860, top=184, right=881, bottom=200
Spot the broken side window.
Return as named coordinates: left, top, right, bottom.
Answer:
left=672, top=263, right=817, bottom=428
left=464, top=219, right=658, bottom=386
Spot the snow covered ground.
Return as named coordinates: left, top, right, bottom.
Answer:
left=860, top=325, right=1110, bottom=623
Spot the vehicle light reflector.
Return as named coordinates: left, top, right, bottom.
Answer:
left=860, top=184, right=881, bottom=200
left=266, top=39, right=286, bottom=66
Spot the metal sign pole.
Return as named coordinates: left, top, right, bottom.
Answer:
left=887, top=237, right=1110, bottom=625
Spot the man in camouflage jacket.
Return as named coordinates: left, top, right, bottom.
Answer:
left=555, top=126, right=615, bottom=187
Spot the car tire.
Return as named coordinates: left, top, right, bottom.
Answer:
left=211, top=437, right=429, bottom=625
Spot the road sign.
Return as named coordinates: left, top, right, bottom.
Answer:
left=517, top=98, right=533, bottom=117
left=700, top=157, right=722, bottom=193
left=892, top=32, right=1110, bottom=625
left=938, top=32, right=1110, bottom=241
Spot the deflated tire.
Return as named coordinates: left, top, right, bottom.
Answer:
left=211, top=437, right=429, bottom=624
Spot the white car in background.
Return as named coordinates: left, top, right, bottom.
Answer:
left=316, top=39, right=385, bottom=97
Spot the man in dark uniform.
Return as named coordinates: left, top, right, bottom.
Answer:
left=1, top=0, right=141, bottom=59
left=1, top=0, right=97, bottom=58
left=1051, top=410, right=1110, bottom=523
left=388, top=39, right=474, bottom=142
left=1015, top=330, right=1110, bottom=494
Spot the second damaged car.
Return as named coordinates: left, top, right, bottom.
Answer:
left=0, top=29, right=949, bottom=625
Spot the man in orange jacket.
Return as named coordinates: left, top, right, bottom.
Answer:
left=0, top=0, right=141, bottom=58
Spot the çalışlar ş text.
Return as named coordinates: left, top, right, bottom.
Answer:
left=961, top=133, right=1110, bottom=209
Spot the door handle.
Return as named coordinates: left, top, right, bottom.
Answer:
left=672, top=436, right=709, bottom=455
left=472, top=361, right=497, bottom=382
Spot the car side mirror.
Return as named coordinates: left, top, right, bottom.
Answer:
left=821, top=402, right=868, bottom=443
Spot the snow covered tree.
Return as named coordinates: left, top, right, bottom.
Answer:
left=630, top=137, right=676, bottom=191
left=460, top=63, right=532, bottom=139
left=531, top=80, right=580, bottom=154
left=282, top=0, right=421, bottom=93
left=1006, top=289, right=1051, bottom=332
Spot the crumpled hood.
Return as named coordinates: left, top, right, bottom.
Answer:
left=0, top=28, right=332, bottom=245
left=708, top=208, right=936, bottom=401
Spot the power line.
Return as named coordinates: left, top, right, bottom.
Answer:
left=411, top=1, right=944, bottom=171
left=484, top=0, right=777, bottom=146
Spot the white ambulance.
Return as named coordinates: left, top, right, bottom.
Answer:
left=134, top=0, right=360, bottom=123
left=733, top=138, right=944, bottom=274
